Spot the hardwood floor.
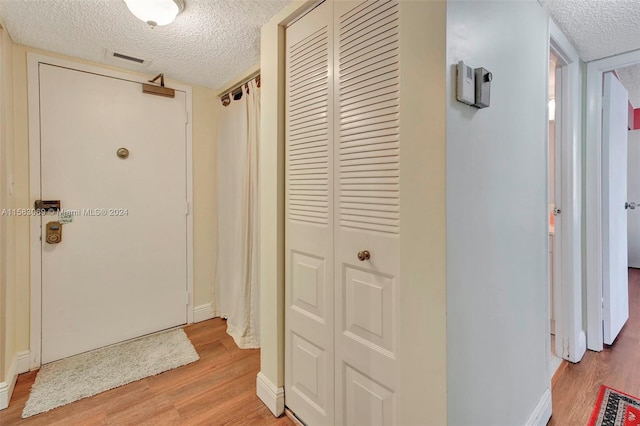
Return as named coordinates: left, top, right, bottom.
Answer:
left=0, top=319, right=294, bottom=426
left=15, top=270, right=640, bottom=426
left=550, top=268, right=640, bottom=425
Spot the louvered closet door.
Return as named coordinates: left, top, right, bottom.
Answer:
left=333, top=1, right=400, bottom=425
left=284, top=2, right=335, bottom=425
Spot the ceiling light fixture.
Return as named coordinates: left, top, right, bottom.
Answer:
left=124, top=0, right=185, bottom=28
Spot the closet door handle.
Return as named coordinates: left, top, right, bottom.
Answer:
left=357, top=250, right=371, bottom=261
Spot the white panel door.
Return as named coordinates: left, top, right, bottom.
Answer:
left=602, top=72, right=629, bottom=345
left=284, top=2, right=335, bottom=424
left=39, top=64, right=188, bottom=363
left=627, top=130, right=640, bottom=268
left=334, top=1, right=400, bottom=424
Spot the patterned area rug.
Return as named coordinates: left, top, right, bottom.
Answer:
left=588, top=385, right=640, bottom=426
left=22, top=328, right=199, bottom=418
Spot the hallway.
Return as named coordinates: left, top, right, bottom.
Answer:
left=550, top=268, right=640, bottom=424
left=0, top=319, right=294, bottom=425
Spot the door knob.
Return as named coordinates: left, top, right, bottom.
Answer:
left=117, top=148, right=130, bottom=159
left=626, top=202, right=637, bottom=210
left=357, top=250, right=371, bottom=261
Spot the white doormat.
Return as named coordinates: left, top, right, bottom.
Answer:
left=22, top=328, right=199, bottom=418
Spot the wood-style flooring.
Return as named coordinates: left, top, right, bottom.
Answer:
left=550, top=267, right=640, bottom=425
left=9, top=270, right=639, bottom=426
left=0, top=319, right=294, bottom=426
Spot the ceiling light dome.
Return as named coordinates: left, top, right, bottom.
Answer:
left=124, top=0, right=185, bottom=27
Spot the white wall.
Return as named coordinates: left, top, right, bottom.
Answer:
left=446, top=1, right=550, bottom=425
left=628, top=129, right=640, bottom=267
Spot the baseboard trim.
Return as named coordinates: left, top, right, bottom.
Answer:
left=0, top=382, right=8, bottom=410
left=0, top=353, right=19, bottom=410
left=193, top=303, right=214, bottom=323
left=17, top=350, right=31, bottom=374
left=526, top=388, right=552, bottom=426
left=574, top=331, right=587, bottom=362
left=256, top=372, right=285, bottom=417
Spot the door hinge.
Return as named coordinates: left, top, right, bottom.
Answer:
left=186, top=291, right=190, bottom=306
left=186, top=202, right=190, bottom=215
left=185, top=109, right=189, bottom=124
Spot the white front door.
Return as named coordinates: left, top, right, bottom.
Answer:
left=39, top=64, right=188, bottom=363
left=602, top=72, right=629, bottom=345
left=627, top=129, right=640, bottom=268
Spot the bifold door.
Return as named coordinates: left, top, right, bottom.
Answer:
left=285, top=0, right=401, bottom=424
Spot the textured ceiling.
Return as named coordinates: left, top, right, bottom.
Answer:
left=539, top=0, right=640, bottom=62
left=616, top=65, right=640, bottom=108
left=540, top=0, right=640, bottom=108
left=0, top=0, right=290, bottom=90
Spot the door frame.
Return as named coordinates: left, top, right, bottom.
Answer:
left=27, top=53, right=194, bottom=369
left=548, top=19, right=586, bottom=363
left=585, top=49, right=640, bottom=351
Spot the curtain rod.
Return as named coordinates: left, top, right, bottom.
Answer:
left=219, top=72, right=260, bottom=106
left=217, top=67, right=260, bottom=96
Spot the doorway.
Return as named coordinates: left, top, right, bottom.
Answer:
left=28, top=54, right=194, bottom=368
left=548, top=48, right=563, bottom=375
left=627, top=91, right=640, bottom=267
left=546, top=19, right=586, bottom=368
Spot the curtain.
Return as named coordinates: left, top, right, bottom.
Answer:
left=214, top=79, right=260, bottom=348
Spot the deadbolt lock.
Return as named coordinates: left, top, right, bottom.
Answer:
left=46, top=221, right=62, bottom=244
left=35, top=199, right=61, bottom=212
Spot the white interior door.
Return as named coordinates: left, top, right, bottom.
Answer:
left=602, top=72, right=629, bottom=345
left=285, top=1, right=401, bottom=424
left=284, top=2, right=335, bottom=424
left=627, top=130, right=640, bottom=268
left=39, top=64, right=188, bottom=363
left=333, top=1, right=400, bottom=424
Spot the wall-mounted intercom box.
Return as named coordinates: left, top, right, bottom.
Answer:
left=457, top=61, right=475, bottom=105
left=456, top=61, right=492, bottom=109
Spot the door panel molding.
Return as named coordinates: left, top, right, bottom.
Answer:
left=27, top=53, right=194, bottom=369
